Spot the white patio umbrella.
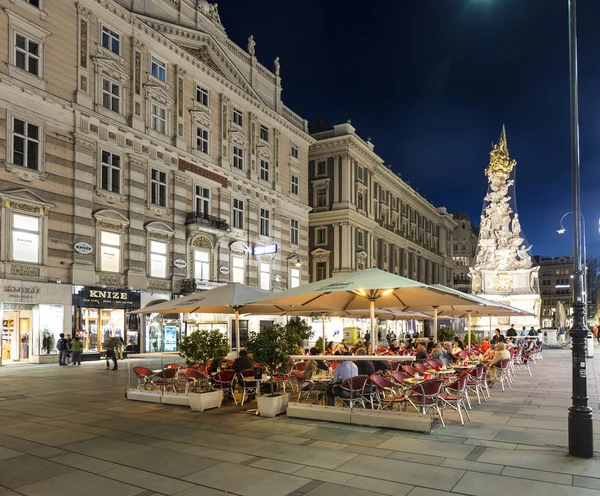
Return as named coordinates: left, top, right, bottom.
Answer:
left=252, top=268, right=487, bottom=353
left=130, top=283, right=288, bottom=356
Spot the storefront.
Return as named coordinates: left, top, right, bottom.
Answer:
left=0, top=280, right=72, bottom=365
left=72, top=286, right=141, bottom=359
left=140, top=292, right=181, bottom=354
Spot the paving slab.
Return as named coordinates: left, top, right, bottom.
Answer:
left=0, top=455, right=76, bottom=489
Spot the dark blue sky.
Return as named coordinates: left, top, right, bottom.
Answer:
left=219, top=0, right=600, bottom=258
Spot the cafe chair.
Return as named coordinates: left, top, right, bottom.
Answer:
left=212, top=370, right=237, bottom=404
left=370, top=374, right=404, bottom=410
left=238, top=369, right=257, bottom=405
left=402, top=365, right=418, bottom=377
left=439, top=371, right=471, bottom=425
left=413, top=363, right=429, bottom=374
left=466, top=364, right=488, bottom=405
left=404, top=378, right=446, bottom=428
left=153, top=367, right=178, bottom=393
left=133, top=367, right=155, bottom=390
left=427, top=360, right=443, bottom=371
left=336, top=375, right=369, bottom=409
left=491, top=359, right=512, bottom=391
left=391, top=370, right=411, bottom=384
left=181, top=368, right=207, bottom=394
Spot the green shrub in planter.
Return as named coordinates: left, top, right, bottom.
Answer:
left=180, top=329, right=230, bottom=391
left=438, top=326, right=455, bottom=343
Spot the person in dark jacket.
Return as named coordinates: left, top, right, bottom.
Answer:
left=415, top=343, right=428, bottom=363
left=355, top=348, right=375, bottom=376
left=491, top=328, right=506, bottom=345
left=232, top=350, right=254, bottom=371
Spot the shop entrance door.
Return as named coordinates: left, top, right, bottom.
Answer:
left=2, top=310, right=32, bottom=363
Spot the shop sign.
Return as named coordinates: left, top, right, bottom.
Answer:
left=253, top=244, right=277, bottom=256
left=74, top=242, right=94, bottom=254
left=178, top=159, right=227, bottom=188
left=174, top=258, right=187, bottom=269
left=73, top=286, right=141, bottom=309
left=219, top=266, right=230, bottom=275
left=4, top=286, right=40, bottom=294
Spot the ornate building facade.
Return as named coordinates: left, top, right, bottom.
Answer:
left=308, top=122, right=457, bottom=285
left=451, top=212, right=479, bottom=293
left=0, top=0, right=311, bottom=363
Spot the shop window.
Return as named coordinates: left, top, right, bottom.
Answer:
left=99, top=230, right=121, bottom=272
left=290, top=267, right=300, bottom=288
left=260, top=262, right=270, bottom=290
left=231, top=255, right=245, bottom=283
left=12, top=213, right=40, bottom=263
left=194, top=249, right=211, bottom=280
left=149, top=240, right=167, bottom=278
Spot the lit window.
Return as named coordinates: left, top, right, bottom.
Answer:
left=290, top=219, right=299, bottom=245
left=232, top=255, right=245, bottom=283
left=12, top=213, right=40, bottom=263
left=100, top=230, right=121, bottom=273
left=316, top=228, right=327, bottom=245
left=233, top=108, right=243, bottom=127
left=194, top=249, right=211, bottom=280
left=317, top=161, right=326, bottom=176
left=233, top=198, right=244, bottom=229
left=260, top=262, right=270, bottom=290
left=291, top=144, right=299, bottom=159
left=260, top=125, right=269, bottom=142
left=12, top=118, right=40, bottom=170
left=196, top=85, right=209, bottom=106
left=196, top=127, right=209, bottom=154
left=100, top=150, right=121, bottom=193
left=151, top=56, right=166, bottom=81
left=232, top=146, right=244, bottom=170
left=316, top=262, right=327, bottom=281
left=151, top=103, right=167, bottom=134
left=260, top=159, right=270, bottom=182
left=260, top=208, right=270, bottom=237
left=291, top=174, right=299, bottom=195
left=101, top=78, right=121, bottom=113
left=290, top=268, right=300, bottom=288
left=15, top=33, right=39, bottom=76
left=101, top=26, right=120, bottom=55
left=149, top=240, right=167, bottom=278
left=150, top=169, right=167, bottom=207
left=195, top=185, right=210, bottom=215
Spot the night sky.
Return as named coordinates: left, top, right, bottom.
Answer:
left=218, top=0, right=600, bottom=259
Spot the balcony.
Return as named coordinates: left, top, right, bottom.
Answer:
left=185, top=211, right=229, bottom=231
left=181, top=278, right=227, bottom=294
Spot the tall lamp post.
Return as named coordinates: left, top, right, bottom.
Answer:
left=557, top=211, right=587, bottom=302
left=566, top=0, right=593, bottom=458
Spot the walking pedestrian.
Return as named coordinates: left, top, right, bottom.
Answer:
left=70, top=336, right=83, bottom=365
left=66, top=334, right=73, bottom=365
left=56, top=333, right=70, bottom=366
left=114, top=334, right=124, bottom=360
left=104, top=336, right=118, bottom=370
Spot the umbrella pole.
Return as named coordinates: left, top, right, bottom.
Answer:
left=489, top=315, right=493, bottom=336
left=433, top=306, right=439, bottom=343
left=467, top=311, right=472, bottom=349
left=235, top=309, right=241, bottom=357
left=370, top=300, right=375, bottom=355
left=321, top=313, right=326, bottom=354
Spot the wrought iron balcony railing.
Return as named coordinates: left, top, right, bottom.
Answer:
left=185, top=211, right=229, bottom=231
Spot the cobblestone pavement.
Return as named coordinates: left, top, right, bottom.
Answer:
left=2, top=348, right=600, bottom=495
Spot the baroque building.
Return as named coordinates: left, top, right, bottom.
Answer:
left=0, top=0, right=311, bottom=363
left=450, top=212, right=479, bottom=293
left=307, top=122, right=457, bottom=285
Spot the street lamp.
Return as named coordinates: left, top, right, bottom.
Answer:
left=556, top=211, right=587, bottom=301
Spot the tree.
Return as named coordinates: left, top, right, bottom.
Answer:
left=438, top=326, right=455, bottom=343
left=179, top=329, right=230, bottom=368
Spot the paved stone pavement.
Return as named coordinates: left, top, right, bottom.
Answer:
left=2, top=348, right=600, bottom=495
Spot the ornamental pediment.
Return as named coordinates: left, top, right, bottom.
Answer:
left=0, top=188, right=54, bottom=209
left=311, top=177, right=330, bottom=189
left=311, top=248, right=330, bottom=262
left=92, top=56, right=129, bottom=83
left=229, top=127, right=248, bottom=146
left=356, top=181, right=368, bottom=194
left=190, top=106, right=212, bottom=128
left=256, top=142, right=273, bottom=160
left=144, top=82, right=174, bottom=106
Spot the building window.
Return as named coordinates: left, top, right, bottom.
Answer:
left=12, top=213, right=40, bottom=263
left=291, top=143, right=299, bottom=159
left=357, top=230, right=364, bottom=248
left=150, top=169, right=167, bottom=207
left=232, top=146, right=244, bottom=170
left=260, top=208, right=270, bottom=237
left=259, top=124, right=269, bottom=142
left=196, top=127, right=209, bottom=154
left=290, top=219, right=299, bottom=245
left=101, top=25, right=120, bottom=55
left=316, top=228, right=327, bottom=245
left=357, top=192, right=363, bottom=210
left=26, top=0, right=40, bottom=7
left=99, top=230, right=121, bottom=273
left=260, top=262, right=270, bottom=290
left=233, top=108, right=243, bottom=127
left=232, top=255, right=245, bottom=283
left=195, top=84, right=209, bottom=106
left=290, top=268, right=300, bottom=288
left=357, top=166, right=364, bottom=181
left=12, top=118, right=40, bottom=170
left=316, top=262, right=327, bottom=281
left=317, top=161, right=326, bottom=176
left=195, top=185, right=210, bottom=215
left=151, top=56, right=166, bottom=81
left=151, top=103, right=167, bottom=134
left=233, top=198, right=244, bottom=229
left=291, top=174, right=299, bottom=195
left=101, top=78, right=121, bottom=113
left=260, top=160, right=270, bottom=182
left=316, top=188, right=327, bottom=207
left=149, top=240, right=167, bottom=278
left=194, top=249, right=211, bottom=280
left=15, top=33, right=39, bottom=76
left=100, top=150, right=121, bottom=193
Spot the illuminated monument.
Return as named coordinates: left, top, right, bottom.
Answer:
left=469, top=127, right=540, bottom=331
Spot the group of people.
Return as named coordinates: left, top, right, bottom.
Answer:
left=55, top=333, right=125, bottom=369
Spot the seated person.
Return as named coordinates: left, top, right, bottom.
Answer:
left=355, top=348, right=375, bottom=376
left=443, top=342, right=457, bottom=364
left=405, top=338, right=414, bottom=350
left=454, top=335, right=465, bottom=350
left=489, top=342, right=511, bottom=378
left=373, top=358, right=390, bottom=374
left=389, top=339, right=400, bottom=353
left=308, top=346, right=329, bottom=371
left=480, top=338, right=491, bottom=353
left=231, top=350, right=255, bottom=371
left=326, top=352, right=358, bottom=405
left=426, top=340, right=435, bottom=352
left=415, top=343, right=428, bottom=363
left=326, top=341, right=334, bottom=354
left=430, top=343, right=447, bottom=367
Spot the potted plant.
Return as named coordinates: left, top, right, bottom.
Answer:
left=246, top=319, right=312, bottom=417
left=179, top=329, right=230, bottom=412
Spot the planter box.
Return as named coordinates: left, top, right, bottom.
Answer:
left=127, top=390, right=162, bottom=403
left=161, top=393, right=190, bottom=407
left=257, top=393, right=289, bottom=418
left=351, top=410, right=431, bottom=432
left=189, top=390, right=223, bottom=412
left=287, top=403, right=351, bottom=423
